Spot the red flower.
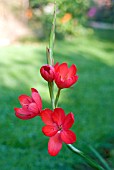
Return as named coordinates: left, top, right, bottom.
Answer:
left=41, top=108, right=76, bottom=156
left=40, top=64, right=55, bottom=82
left=14, top=88, right=42, bottom=120
left=54, top=62, right=78, bottom=89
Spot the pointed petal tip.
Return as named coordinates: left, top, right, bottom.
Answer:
left=31, top=88, right=38, bottom=93
left=14, top=108, right=19, bottom=112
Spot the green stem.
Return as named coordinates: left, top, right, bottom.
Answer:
left=51, top=82, right=55, bottom=110
left=46, top=47, right=51, bottom=65
left=89, top=145, right=111, bottom=170
left=67, top=144, right=105, bottom=170
left=48, top=82, right=55, bottom=110
left=55, top=88, right=61, bottom=108
left=48, top=82, right=52, bottom=99
left=49, top=1, right=56, bottom=65
left=47, top=2, right=56, bottom=107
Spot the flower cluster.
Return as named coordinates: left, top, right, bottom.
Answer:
left=14, top=62, right=78, bottom=156
left=13, top=4, right=107, bottom=169
left=40, top=62, right=78, bottom=89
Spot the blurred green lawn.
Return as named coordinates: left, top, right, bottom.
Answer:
left=0, top=29, right=114, bottom=170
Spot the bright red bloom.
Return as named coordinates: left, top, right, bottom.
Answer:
left=54, top=62, right=78, bottom=89
left=14, top=88, right=42, bottom=120
left=41, top=108, right=76, bottom=156
left=40, top=64, right=55, bottom=82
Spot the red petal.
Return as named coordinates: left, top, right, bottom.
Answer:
left=63, top=75, right=78, bottom=88
left=14, top=108, right=32, bottom=115
left=55, top=74, right=64, bottom=89
left=28, top=103, right=39, bottom=115
left=52, top=108, right=65, bottom=126
left=15, top=113, right=36, bottom=120
left=19, top=95, right=32, bottom=106
left=68, top=64, right=77, bottom=78
left=15, top=113, right=29, bottom=120
left=68, top=75, right=78, bottom=87
left=57, top=63, right=68, bottom=78
left=63, top=113, right=74, bottom=130
left=31, top=88, right=38, bottom=93
left=14, top=108, right=37, bottom=120
left=55, top=74, right=78, bottom=89
left=61, top=130, right=76, bottom=144
left=31, top=89, right=42, bottom=111
left=40, top=109, right=54, bottom=125
left=54, top=62, right=59, bottom=71
left=48, top=133, right=62, bottom=156
left=42, top=125, right=58, bottom=137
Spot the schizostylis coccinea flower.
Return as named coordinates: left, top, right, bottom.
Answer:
left=54, top=62, right=78, bottom=89
left=41, top=108, right=76, bottom=156
left=14, top=88, right=42, bottom=120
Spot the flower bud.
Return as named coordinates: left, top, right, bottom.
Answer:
left=40, top=64, right=55, bottom=82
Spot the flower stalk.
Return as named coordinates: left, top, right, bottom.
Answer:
left=47, top=1, right=56, bottom=109
left=49, top=0, right=56, bottom=65
left=55, top=88, right=61, bottom=108
left=67, top=144, right=105, bottom=170
left=48, top=81, right=55, bottom=110
left=89, top=145, right=111, bottom=170
left=46, top=47, right=51, bottom=65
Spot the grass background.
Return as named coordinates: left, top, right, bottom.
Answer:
left=0, top=29, right=114, bottom=170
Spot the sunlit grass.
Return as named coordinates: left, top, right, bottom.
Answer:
left=0, top=30, right=114, bottom=169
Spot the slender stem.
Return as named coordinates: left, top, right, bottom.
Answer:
left=48, top=82, right=55, bottom=110
left=51, top=82, right=55, bottom=110
left=47, top=2, right=56, bottom=107
left=67, top=144, right=105, bottom=170
left=89, top=145, right=111, bottom=170
left=48, top=82, right=52, bottom=99
left=46, top=47, right=51, bottom=65
left=55, top=88, right=61, bottom=108
left=49, top=1, right=56, bottom=65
